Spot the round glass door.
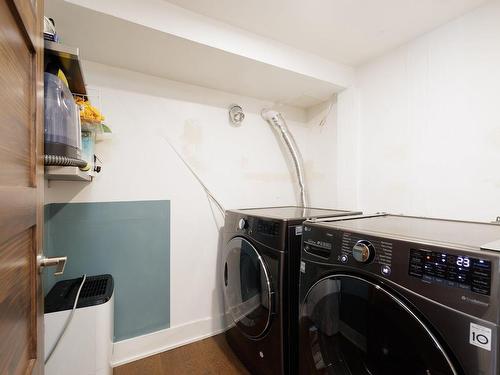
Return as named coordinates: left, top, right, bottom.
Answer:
left=300, top=274, right=458, bottom=375
left=224, top=237, right=273, bottom=338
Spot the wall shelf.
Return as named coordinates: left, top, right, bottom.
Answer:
left=44, top=41, right=95, bottom=183
left=45, top=166, right=92, bottom=182
left=45, top=0, right=353, bottom=109
left=45, top=40, right=87, bottom=96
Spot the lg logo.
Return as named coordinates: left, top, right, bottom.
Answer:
left=470, top=323, right=491, bottom=351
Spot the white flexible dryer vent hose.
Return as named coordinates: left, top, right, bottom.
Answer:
left=261, top=109, right=308, bottom=207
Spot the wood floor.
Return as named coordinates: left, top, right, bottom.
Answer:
left=114, top=334, right=250, bottom=375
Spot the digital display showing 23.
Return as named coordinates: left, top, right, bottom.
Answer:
left=409, top=249, right=491, bottom=295
left=456, top=256, right=470, bottom=268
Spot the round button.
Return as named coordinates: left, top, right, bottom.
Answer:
left=238, top=218, right=248, bottom=230
left=352, top=240, right=375, bottom=263
left=340, top=254, right=348, bottom=263
left=381, top=265, right=391, bottom=276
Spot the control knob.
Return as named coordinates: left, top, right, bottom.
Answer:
left=352, top=240, right=375, bottom=263
left=238, top=218, right=248, bottom=230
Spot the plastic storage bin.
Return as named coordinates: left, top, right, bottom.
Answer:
left=44, top=72, right=81, bottom=159
left=80, top=130, right=96, bottom=172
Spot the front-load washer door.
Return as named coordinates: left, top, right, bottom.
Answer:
left=224, top=237, right=273, bottom=339
left=299, top=274, right=459, bottom=375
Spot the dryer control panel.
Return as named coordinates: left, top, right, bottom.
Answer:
left=301, top=216, right=499, bottom=321
left=230, top=215, right=286, bottom=251
left=303, top=224, right=493, bottom=297
left=409, top=249, right=492, bottom=295
left=302, top=225, right=394, bottom=277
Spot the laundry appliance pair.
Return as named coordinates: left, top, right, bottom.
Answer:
left=223, top=208, right=500, bottom=375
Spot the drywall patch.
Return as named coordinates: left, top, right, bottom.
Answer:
left=304, top=160, right=326, bottom=182
left=181, top=119, right=204, bottom=170
left=244, top=171, right=291, bottom=183
left=181, top=119, right=203, bottom=146
left=240, top=155, right=249, bottom=170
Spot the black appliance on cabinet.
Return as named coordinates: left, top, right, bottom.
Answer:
left=222, top=206, right=361, bottom=375
left=299, top=214, right=500, bottom=375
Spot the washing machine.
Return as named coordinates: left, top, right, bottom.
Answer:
left=222, top=206, right=361, bottom=375
left=299, top=214, right=500, bottom=375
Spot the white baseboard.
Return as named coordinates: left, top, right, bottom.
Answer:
left=111, top=316, right=227, bottom=367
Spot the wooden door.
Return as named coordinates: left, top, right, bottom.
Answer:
left=0, top=0, right=45, bottom=374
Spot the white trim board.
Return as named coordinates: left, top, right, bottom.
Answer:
left=111, top=317, right=227, bottom=367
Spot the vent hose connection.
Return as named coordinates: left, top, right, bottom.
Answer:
left=44, top=154, right=88, bottom=169
left=261, top=109, right=308, bottom=207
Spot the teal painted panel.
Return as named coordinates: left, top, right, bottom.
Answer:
left=43, top=200, right=170, bottom=341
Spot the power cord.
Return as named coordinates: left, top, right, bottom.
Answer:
left=162, top=136, right=226, bottom=217
left=45, top=274, right=87, bottom=365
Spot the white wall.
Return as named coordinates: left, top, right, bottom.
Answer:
left=337, top=0, right=500, bottom=222
left=45, top=61, right=340, bottom=362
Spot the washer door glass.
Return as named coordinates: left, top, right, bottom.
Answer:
left=300, top=275, right=458, bottom=375
left=224, top=237, right=272, bottom=338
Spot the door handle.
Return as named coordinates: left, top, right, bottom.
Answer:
left=39, top=255, right=67, bottom=276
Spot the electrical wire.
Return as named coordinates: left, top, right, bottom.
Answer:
left=45, top=274, right=87, bottom=365
left=162, top=137, right=226, bottom=217
left=318, top=98, right=335, bottom=127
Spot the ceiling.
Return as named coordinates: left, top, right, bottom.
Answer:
left=164, top=0, right=489, bottom=66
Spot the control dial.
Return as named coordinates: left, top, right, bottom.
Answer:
left=352, top=240, right=375, bottom=263
left=238, top=218, right=248, bottom=230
